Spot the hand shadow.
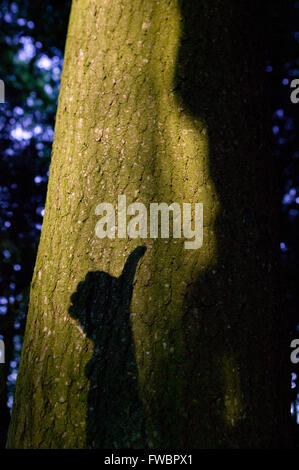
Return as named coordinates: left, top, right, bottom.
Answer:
left=69, top=246, right=147, bottom=449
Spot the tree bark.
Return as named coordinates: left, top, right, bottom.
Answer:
left=8, top=0, right=292, bottom=448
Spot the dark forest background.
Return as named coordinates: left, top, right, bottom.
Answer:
left=0, top=0, right=298, bottom=448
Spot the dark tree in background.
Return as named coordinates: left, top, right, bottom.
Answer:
left=0, top=0, right=298, bottom=448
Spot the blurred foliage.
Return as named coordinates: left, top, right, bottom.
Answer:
left=0, top=0, right=71, bottom=447
left=266, top=3, right=299, bottom=432
left=0, top=0, right=298, bottom=448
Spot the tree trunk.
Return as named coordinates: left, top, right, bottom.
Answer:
left=8, top=0, right=292, bottom=448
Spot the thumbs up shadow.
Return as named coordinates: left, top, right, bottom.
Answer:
left=69, top=246, right=147, bottom=449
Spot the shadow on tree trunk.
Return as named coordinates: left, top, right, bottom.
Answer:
left=175, top=0, right=292, bottom=448
left=69, top=246, right=147, bottom=449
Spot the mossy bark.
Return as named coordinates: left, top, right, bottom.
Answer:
left=8, top=0, right=291, bottom=448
